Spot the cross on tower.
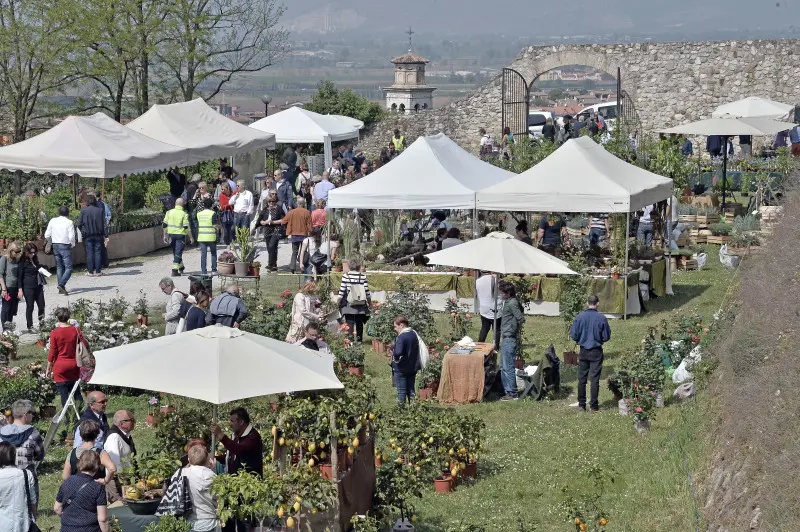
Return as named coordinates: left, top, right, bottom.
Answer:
left=406, top=27, right=414, bottom=51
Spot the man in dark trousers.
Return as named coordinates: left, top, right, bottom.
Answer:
left=570, top=295, right=611, bottom=412
left=211, top=407, right=263, bottom=532
left=391, top=315, right=421, bottom=405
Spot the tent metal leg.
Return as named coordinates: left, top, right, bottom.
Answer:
left=473, top=204, right=479, bottom=313
left=211, top=404, right=218, bottom=459
left=624, top=211, right=630, bottom=320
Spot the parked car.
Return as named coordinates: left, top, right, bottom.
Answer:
left=527, top=110, right=554, bottom=137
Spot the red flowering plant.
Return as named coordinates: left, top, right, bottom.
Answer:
left=660, top=313, right=706, bottom=367
left=327, top=324, right=365, bottom=370
left=239, top=289, right=292, bottom=340
left=626, top=380, right=657, bottom=423
left=418, top=337, right=449, bottom=389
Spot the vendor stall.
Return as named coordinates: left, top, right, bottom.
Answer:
left=437, top=342, right=496, bottom=404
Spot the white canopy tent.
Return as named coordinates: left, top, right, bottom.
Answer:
left=327, top=133, right=517, bottom=210
left=249, top=107, right=359, bottom=169
left=0, top=112, right=190, bottom=178
left=126, top=98, right=276, bottom=163
left=328, top=114, right=365, bottom=130
left=711, top=96, right=794, bottom=120
left=477, top=136, right=676, bottom=317
left=476, top=136, right=674, bottom=213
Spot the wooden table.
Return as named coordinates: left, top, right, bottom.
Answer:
left=436, top=343, right=496, bottom=404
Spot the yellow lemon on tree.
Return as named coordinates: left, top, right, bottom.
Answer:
left=411, top=515, right=417, bottom=522
left=428, top=437, right=434, bottom=444
left=308, top=442, right=316, bottom=453
left=320, top=451, right=327, bottom=460
left=277, top=507, right=285, bottom=518
left=450, top=467, right=459, bottom=478
left=293, top=501, right=301, bottom=512
left=319, top=441, right=325, bottom=448
left=599, top=518, right=608, bottom=526
left=307, top=458, right=315, bottom=468
left=368, top=412, right=376, bottom=420
left=286, top=516, right=295, bottom=528
left=347, top=446, right=354, bottom=455
left=448, top=448, right=455, bottom=456
left=295, top=495, right=302, bottom=503
left=271, top=426, right=277, bottom=436
left=312, top=508, right=318, bottom=515
left=352, top=437, right=360, bottom=448
left=579, top=524, right=587, bottom=532
left=420, top=443, right=426, bottom=450
left=278, top=437, right=285, bottom=446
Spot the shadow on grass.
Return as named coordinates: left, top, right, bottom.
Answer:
left=105, top=261, right=145, bottom=269
left=646, top=283, right=711, bottom=312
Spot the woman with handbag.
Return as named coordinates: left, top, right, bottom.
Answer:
left=0, top=442, right=38, bottom=532
left=46, top=307, right=83, bottom=414
left=18, top=242, right=45, bottom=333
left=54, top=450, right=110, bottom=532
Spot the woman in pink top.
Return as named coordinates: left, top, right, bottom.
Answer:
left=311, top=200, right=327, bottom=228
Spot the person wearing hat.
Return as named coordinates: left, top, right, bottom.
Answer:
left=570, top=295, right=611, bottom=412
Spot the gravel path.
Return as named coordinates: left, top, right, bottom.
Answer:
left=8, top=239, right=297, bottom=343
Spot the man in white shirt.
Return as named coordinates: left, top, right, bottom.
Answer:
left=229, top=180, right=255, bottom=232
left=476, top=273, right=504, bottom=349
left=313, top=171, right=336, bottom=204
left=44, top=205, right=76, bottom=295
left=104, top=410, right=135, bottom=502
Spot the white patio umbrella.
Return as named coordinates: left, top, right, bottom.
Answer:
left=91, top=326, right=343, bottom=448
left=712, top=96, right=794, bottom=120
left=424, top=232, right=578, bottom=332
left=661, top=115, right=797, bottom=208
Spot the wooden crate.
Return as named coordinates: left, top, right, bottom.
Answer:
left=678, top=214, right=697, bottom=223
left=696, top=215, right=720, bottom=225
left=706, top=235, right=729, bottom=245
left=680, top=259, right=698, bottom=271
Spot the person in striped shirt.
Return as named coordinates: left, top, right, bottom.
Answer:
left=337, top=256, right=372, bottom=341
left=587, top=214, right=609, bottom=248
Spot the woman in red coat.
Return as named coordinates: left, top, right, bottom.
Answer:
left=45, top=307, right=83, bottom=409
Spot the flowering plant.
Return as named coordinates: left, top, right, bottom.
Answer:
left=328, top=324, right=365, bottom=368
left=240, top=290, right=291, bottom=340
left=0, top=327, right=19, bottom=364
left=148, top=396, right=158, bottom=416
left=134, top=290, right=149, bottom=317
left=444, top=297, right=471, bottom=341
left=82, top=319, right=160, bottom=350
left=626, top=381, right=657, bottom=422
left=218, top=250, right=236, bottom=264
left=418, top=337, right=448, bottom=388
left=0, top=362, right=55, bottom=409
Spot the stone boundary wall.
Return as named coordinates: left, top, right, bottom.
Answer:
left=360, top=39, right=800, bottom=157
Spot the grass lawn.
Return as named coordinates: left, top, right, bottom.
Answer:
left=18, top=249, right=730, bottom=532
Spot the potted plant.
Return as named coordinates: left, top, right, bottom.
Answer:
left=610, top=264, right=620, bottom=280
left=559, top=254, right=588, bottom=365
left=142, top=515, right=192, bottom=532
left=217, top=250, right=236, bottom=275
left=707, top=222, right=731, bottom=245
left=211, top=469, right=287, bottom=532
left=334, top=335, right=365, bottom=376
left=160, top=395, right=174, bottom=415
left=146, top=396, right=158, bottom=426
left=417, top=349, right=443, bottom=400
left=250, top=260, right=261, bottom=277
left=627, top=382, right=657, bottom=434
left=232, top=227, right=254, bottom=276
left=134, top=290, right=149, bottom=326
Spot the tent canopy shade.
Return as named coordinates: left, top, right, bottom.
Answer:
left=424, top=232, right=578, bottom=275
left=711, top=97, right=794, bottom=120
left=327, top=133, right=517, bottom=210
left=248, top=106, right=360, bottom=144
left=659, top=116, right=797, bottom=136
left=476, top=136, right=674, bottom=213
left=89, top=326, right=343, bottom=404
left=327, top=114, right=365, bottom=130
left=126, top=98, right=276, bottom=163
left=0, top=113, right=190, bottom=178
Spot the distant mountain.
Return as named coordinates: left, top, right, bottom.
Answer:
left=283, top=0, right=800, bottom=37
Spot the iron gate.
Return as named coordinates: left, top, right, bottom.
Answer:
left=501, top=68, right=529, bottom=138
left=616, top=67, right=640, bottom=134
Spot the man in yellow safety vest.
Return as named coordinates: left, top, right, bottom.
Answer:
left=391, top=129, right=406, bottom=152
left=195, top=198, right=219, bottom=275
left=162, top=198, right=193, bottom=276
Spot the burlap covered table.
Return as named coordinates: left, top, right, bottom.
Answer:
left=437, top=343, right=495, bottom=404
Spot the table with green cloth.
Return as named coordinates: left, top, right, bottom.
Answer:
left=108, top=503, right=159, bottom=532
left=437, top=343, right=496, bottom=404
left=330, top=271, right=474, bottom=297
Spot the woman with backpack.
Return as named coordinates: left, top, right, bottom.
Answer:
left=337, top=256, right=371, bottom=342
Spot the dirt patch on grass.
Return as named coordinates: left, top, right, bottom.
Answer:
left=702, top=194, right=800, bottom=530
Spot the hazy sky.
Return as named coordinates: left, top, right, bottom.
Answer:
left=284, top=0, right=800, bottom=37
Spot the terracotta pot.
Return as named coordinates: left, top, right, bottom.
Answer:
left=252, top=267, right=260, bottom=277
left=371, top=339, right=382, bottom=353
left=270, top=402, right=278, bottom=412
left=146, top=414, right=156, bottom=426
left=346, top=366, right=363, bottom=376
left=319, top=463, right=333, bottom=480
left=218, top=262, right=235, bottom=275
left=418, top=387, right=434, bottom=401
left=562, top=351, right=578, bottom=365
left=160, top=406, right=174, bottom=415
left=40, top=405, right=56, bottom=418
left=35, top=339, right=46, bottom=347
left=434, top=476, right=453, bottom=493
left=463, top=461, right=477, bottom=478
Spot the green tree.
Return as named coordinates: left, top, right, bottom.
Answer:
left=304, top=80, right=385, bottom=128
left=0, top=0, right=83, bottom=141
left=548, top=88, right=566, bottom=101
left=155, top=0, right=289, bottom=102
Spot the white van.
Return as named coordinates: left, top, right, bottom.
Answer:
left=527, top=110, right=554, bottom=137
left=577, top=102, right=618, bottom=131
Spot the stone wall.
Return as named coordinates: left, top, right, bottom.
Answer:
left=360, top=39, right=800, bottom=157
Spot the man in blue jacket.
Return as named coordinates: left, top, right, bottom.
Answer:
left=391, top=315, right=420, bottom=405
left=570, top=295, right=611, bottom=412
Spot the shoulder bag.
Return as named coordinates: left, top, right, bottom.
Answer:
left=22, top=469, right=42, bottom=532
left=156, top=466, right=193, bottom=517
